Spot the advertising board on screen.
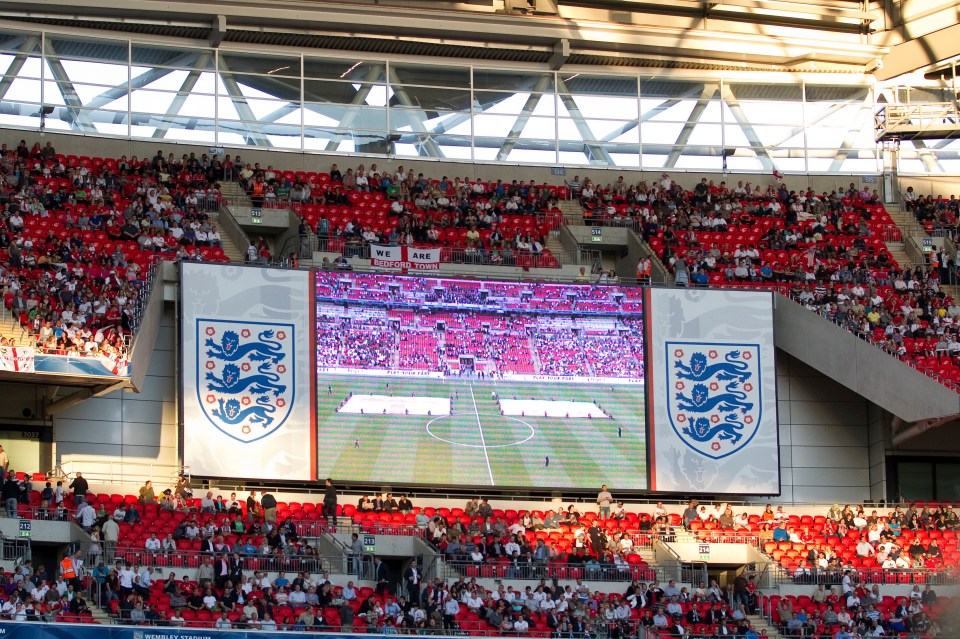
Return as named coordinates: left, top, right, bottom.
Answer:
left=314, top=271, right=648, bottom=490
left=181, top=263, right=315, bottom=481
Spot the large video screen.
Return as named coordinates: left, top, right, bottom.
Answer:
left=315, top=272, right=647, bottom=490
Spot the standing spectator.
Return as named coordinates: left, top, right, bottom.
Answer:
left=75, top=500, right=96, bottom=531
left=596, top=485, right=613, bottom=519
left=260, top=492, right=277, bottom=524
left=68, top=472, right=88, bottom=507
left=3, top=471, right=19, bottom=517
left=0, top=445, right=8, bottom=472
left=102, top=516, right=119, bottom=562
left=323, top=478, right=338, bottom=526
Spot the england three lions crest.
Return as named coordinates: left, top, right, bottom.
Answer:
left=666, top=341, right=762, bottom=460
left=197, top=319, right=295, bottom=444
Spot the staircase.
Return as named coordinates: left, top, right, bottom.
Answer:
left=558, top=200, right=584, bottom=225
left=219, top=180, right=252, bottom=209
left=882, top=204, right=960, bottom=299
left=212, top=217, right=247, bottom=263
left=0, top=315, right=30, bottom=346
left=544, top=232, right=573, bottom=265
left=747, top=613, right=779, bottom=638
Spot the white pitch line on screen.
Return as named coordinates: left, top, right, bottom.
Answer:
left=468, top=383, right=496, bottom=486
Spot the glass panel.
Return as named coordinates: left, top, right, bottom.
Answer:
left=391, top=107, right=471, bottom=136
left=47, top=36, right=129, bottom=63
left=897, top=462, right=933, bottom=501
left=222, top=72, right=299, bottom=102
left=5, top=56, right=43, bottom=79
left=219, top=52, right=299, bottom=77
left=475, top=92, right=553, bottom=117
left=304, top=79, right=385, bottom=105
left=45, top=80, right=127, bottom=107
left=559, top=95, right=638, bottom=120
left=303, top=104, right=386, bottom=131
left=58, top=60, right=130, bottom=89
left=389, top=83, right=472, bottom=113
left=473, top=69, right=553, bottom=93
left=390, top=62, right=470, bottom=88
left=736, top=101, right=804, bottom=126
left=131, top=44, right=213, bottom=70
left=130, top=89, right=178, bottom=115
left=936, top=462, right=960, bottom=501
left=4, top=77, right=41, bottom=102
left=303, top=56, right=385, bottom=82
left=641, top=99, right=695, bottom=123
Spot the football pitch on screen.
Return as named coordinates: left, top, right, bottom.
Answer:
left=316, top=375, right=647, bottom=489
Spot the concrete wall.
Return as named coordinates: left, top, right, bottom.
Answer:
left=53, top=309, right=179, bottom=484
left=773, top=352, right=872, bottom=504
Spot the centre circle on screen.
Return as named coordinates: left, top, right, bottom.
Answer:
left=425, top=414, right=535, bottom=449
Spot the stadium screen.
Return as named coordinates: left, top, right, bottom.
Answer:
left=315, top=272, right=648, bottom=490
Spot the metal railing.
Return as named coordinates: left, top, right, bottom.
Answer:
left=439, top=559, right=662, bottom=583
left=53, top=460, right=187, bottom=485
left=2, top=536, right=31, bottom=562
left=100, top=546, right=331, bottom=575
left=304, top=238, right=564, bottom=269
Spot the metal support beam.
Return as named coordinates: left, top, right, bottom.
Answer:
left=548, top=39, right=570, bottom=71
left=495, top=75, right=553, bottom=162
left=719, top=83, right=774, bottom=171
left=385, top=66, right=445, bottom=158
left=43, top=42, right=97, bottom=131
left=82, top=51, right=201, bottom=112
left=323, top=64, right=382, bottom=152
left=827, top=95, right=873, bottom=172
left=665, top=84, right=718, bottom=168
left=875, top=22, right=960, bottom=81
left=209, top=14, right=227, bottom=48
left=0, top=35, right=39, bottom=103
left=217, top=57, right=272, bottom=147
left=912, top=140, right=946, bottom=173
left=151, top=52, right=212, bottom=139
left=556, top=78, right=614, bottom=165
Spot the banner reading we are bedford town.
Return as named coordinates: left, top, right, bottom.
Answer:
left=370, top=245, right=441, bottom=270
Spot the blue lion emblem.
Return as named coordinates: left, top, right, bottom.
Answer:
left=212, top=396, right=277, bottom=427
left=675, top=351, right=751, bottom=383
left=675, top=382, right=753, bottom=414
left=196, top=319, right=295, bottom=444
left=205, top=362, right=287, bottom=397
left=666, top=341, right=763, bottom=460
left=682, top=416, right=745, bottom=445
left=205, top=330, right=285, bottom=364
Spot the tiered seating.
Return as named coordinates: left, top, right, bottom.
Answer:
left=1, top=142, right=231, bottom=356
left=575, top=177, right=960, bottom=390
left=239, top=163, right=567, bottom=268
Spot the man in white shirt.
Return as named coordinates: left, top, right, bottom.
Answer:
left=118, top=564, right=136, bottom=596
left=342, top=581, right=358, bottom=601
left=144, top=533, right=162, bottom=553
left=443, top=597, right=461, bottom=629
left=75, top=501, right=96, bottom=530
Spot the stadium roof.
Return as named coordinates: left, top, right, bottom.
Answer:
left=0, top=0, right=909, bottom=74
